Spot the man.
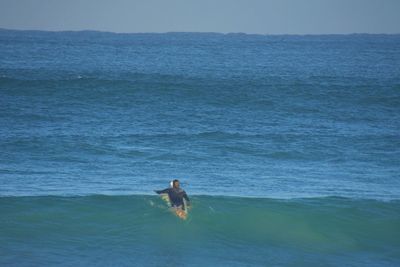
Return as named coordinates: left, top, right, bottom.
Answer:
left=155, top=179, right=190, bottom=210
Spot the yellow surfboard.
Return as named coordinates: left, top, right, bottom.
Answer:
left=159, top=193, right=188, bottom=220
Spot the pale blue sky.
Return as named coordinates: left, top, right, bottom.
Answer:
left=0, top=0, right=399, bottom=34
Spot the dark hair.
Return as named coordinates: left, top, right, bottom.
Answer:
left=172, top=179, right=179, bottom=186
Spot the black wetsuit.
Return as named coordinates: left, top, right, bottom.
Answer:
left=155, top=187, right=190, bottom=210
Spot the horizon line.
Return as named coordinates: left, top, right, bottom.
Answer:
left=1, top=27, right=399, bottom=36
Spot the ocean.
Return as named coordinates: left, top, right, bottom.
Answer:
left=0, top=29, right=399, bottom=266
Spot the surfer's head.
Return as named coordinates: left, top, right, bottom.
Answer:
left=172, top=179, right=180, bottom=188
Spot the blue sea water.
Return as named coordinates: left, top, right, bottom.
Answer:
left=0, top=29, right=400, bottom=266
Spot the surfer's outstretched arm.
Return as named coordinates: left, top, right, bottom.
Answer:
left=155, top=188, right=170, bottom=194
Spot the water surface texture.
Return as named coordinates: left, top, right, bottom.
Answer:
left=1, top=30, right=400, bottom=266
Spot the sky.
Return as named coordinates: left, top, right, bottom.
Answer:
left=0, top=0, right=399, bottom=34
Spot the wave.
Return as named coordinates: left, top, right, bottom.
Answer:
left=1, top=194, right=399, bottom=251
left=2, top=194, right=399, bottom=265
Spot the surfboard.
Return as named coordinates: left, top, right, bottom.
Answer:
left=159, top=193, right=188, bottom=220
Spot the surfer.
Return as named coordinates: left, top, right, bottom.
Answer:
left=155, top=179, right=191, bottom=210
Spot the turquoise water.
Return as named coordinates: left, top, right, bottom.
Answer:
left=1, top=29, right=400, bottom=266
left=1, top=195, right=399, bottom=266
